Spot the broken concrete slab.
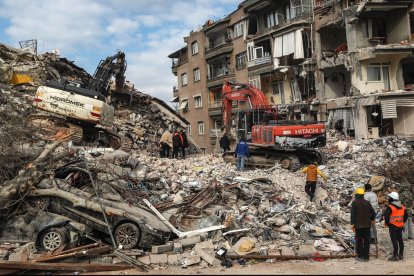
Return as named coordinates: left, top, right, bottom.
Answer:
left=178, top=236, right=202, bottom=249
left=182, top=255, right=201, bottom=267
left=151, top=242, right=173, bottom=254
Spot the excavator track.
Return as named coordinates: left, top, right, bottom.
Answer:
left=105, top=130, right=134, bottom=151
left=27, top=114, right=83, bottom=144
left=222, top=144, right=322, bottom=170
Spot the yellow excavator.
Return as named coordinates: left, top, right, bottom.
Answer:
left=29, top=50, right=133, bottom=150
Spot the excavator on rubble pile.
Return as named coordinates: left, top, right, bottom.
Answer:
left=29, top=50, right=133, bottom=150
left=221, top=81, right=326, bottom=169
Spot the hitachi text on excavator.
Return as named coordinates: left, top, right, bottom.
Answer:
left=221, top=81, right=326, bottom=169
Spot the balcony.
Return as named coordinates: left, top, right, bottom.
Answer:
left=173, top=86, right=179, bottom=97
left=205, top=39, right=233, bottom=61
left=247, top=55, right=272, bottom=68
left=210, top=128, right=222, bottom=138
left=207, top=68, right=236, bottom=88
left=171, top=57, right=188, bottom=75
left=208, top=101, right=222, bottom=117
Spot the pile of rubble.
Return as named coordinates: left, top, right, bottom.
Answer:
left=1, top=42, right=414, bottom=273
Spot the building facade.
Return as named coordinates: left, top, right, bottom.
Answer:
left=169, top=0, right=414, bottom=153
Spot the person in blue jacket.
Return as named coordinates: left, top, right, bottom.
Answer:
left=234, top=136, right=250, bottom=171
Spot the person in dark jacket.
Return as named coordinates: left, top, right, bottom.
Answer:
left=172, top=130, right=182, bottom=159
left=219, top=133, right=231, bottom=152
left=384, top=191, right=409, bottom=261
left=234, top=136, right=249, bottom=171
left=179, top=129, right=188, bottom=159
left=351, top=188, right=376, bottom=262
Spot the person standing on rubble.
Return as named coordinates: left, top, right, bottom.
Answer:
left=302, top=162, right=328, bottom=202
left=385, top=191, right=409, bottom=261
left=351, top=188, right=376, bottom=262
left=159, top=129, right=173, bottom=158
left=364, top=184, right=380, bottom=242
left=399, top=181, right=413, bottom=241
left=219, top=132, right=231, bottom=152
left=234, top=136, right=249, bottom=171
left=172, top=130, right=182, bottom=159
left=179, top=129, right=188, bottom=159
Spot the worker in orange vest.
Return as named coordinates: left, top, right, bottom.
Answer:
left=302, top=162, right=328, bottom=202
left=384, top=192, right=409, bottom=261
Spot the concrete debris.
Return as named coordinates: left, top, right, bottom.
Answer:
left=0, top=41, right=414, bottom=273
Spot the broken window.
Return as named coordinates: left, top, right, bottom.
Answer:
left=179, top=98, right=188, bottom=110
left=249, top=75, right=261, bottom=90
left=362, top=19, right=386, bottom=39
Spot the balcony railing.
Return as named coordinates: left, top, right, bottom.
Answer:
left=171, top=57, right=188, bottom=68
left=209, top=101, right=222, bottom=109
left=206, top=38, right=232, bottom=51
left=247, top=55, right=272, bottom=68
left=207, top=68, right=235, bottom=80
left=210, top=129, right=222, bottom=138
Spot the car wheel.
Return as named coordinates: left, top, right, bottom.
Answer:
left=39, top=228, right=68, bottom=251
left=114, top=222, right=141, bottom=249
left=280, top=158, right=292, bottom=169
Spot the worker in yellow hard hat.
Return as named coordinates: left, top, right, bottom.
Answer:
left=351, top=186, right=376, bottom=262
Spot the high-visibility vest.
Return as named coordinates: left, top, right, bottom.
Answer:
left=389, top=204, right=406, bottom=228
left=306, top=165, right=318, bottom=182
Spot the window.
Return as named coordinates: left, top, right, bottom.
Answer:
left=181, top=73, right=187, bottom=86
left=236, top=52, right=246, bottom=69
left=362, top=19, right=386, bottom=38
left=194, top=95, right=202, bottom=108
left=179, top=98, right=188, bottom=110
left=272, top=81, right=284, bottom=95
left=198, top=121, right=205, bottom=135
left=193, top=68, right=200, bottom=82
left=265, top=10, right=281, bottom=28
left=234, top=21, right=244, bottom=38
left=191, top=41, right=198, bottom=55
left=249, top=75, right=261, bottom=89
left=247, top=44, right=264, bottom=61
left=367, top=63, right=390, bottom=90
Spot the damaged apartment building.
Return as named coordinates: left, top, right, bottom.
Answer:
left=169, top=0, right=414, bottom=153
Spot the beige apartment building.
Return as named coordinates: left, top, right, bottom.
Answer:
left=169, top=0, right=414, bottom=153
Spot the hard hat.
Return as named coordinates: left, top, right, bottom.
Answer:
left=313, top=162, right=318, bottom=166
left=388, top=192, right=399, bottom=201
left=355, top=188, right=365, bottom=195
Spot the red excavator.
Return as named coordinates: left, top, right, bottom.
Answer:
left=221, top=81, right=326, bottom=169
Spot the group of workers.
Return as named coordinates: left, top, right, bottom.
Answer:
left=303, top=162, right=413, bottom=262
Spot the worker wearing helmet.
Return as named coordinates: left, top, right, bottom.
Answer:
left=384, top=191, right=408, bottom=261
left=302, top=162, right=328, bottom=202
left=351, top=187, right=376, bottom=262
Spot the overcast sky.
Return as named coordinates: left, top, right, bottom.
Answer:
left=0, top=0, right=240, bottom=104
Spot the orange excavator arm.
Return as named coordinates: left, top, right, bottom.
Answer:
left=222, top=81, right=270, bottom=132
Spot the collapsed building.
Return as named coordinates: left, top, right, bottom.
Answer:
left=169, top=0, right=414, bottom=154
left=0, top=39, right=414, bottom=273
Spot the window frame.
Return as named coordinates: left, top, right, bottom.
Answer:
left=234, top=21, right=244, bottom=38
left=181, top=73, right=188, bottom=86
left=194, top=94, right=202, bottom=108
left=272, top=80, right=284, bottom=95
left=198, top=121, right=205, bottom=135
left=193, top=68, right=200, bottom=82
left=236, top=52, right=246, bottom=69
left=191, top=41, right=199, bottom=55
left=187, top=125, right=191, bottom=136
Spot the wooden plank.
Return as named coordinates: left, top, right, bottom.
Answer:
left=0, top=261, right=132, bottom=272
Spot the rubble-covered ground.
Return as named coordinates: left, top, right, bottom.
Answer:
left=1, top=43, right=414, bottom=274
